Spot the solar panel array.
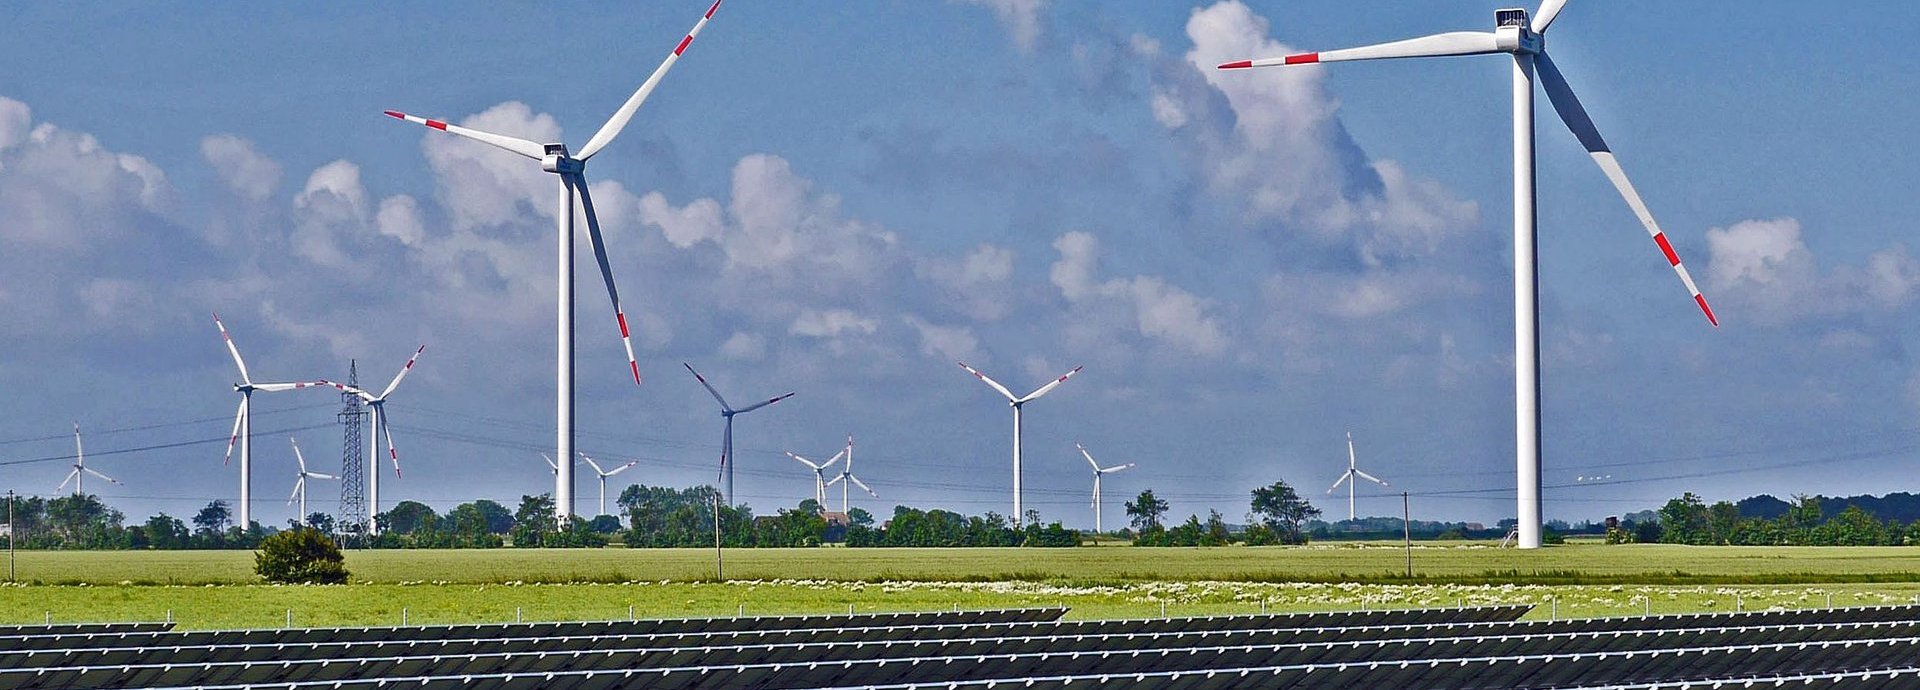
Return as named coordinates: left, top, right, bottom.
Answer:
left=9, top=605, right=1920, bottom=689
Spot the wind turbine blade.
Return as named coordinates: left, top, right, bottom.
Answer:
left=1328, top=473, right=1351, bottom=494
left=1532, top=0, right=1569, bottom=33
left=251, top=381, right=330, bottom=393
left=579, top=453, right=607, bottom=476
left=57, top=469, right=79, bottom=492
left=82, top=467, right=120, bottom=485
left=848, top=474, right=877, bottom=498
left=291, top=437, right=307, bottom=474
left=571, top=175, right=642, bottom=385
left=956, top=362, right=1019, bottom=402
left=1101, top=463, right=1135, bottom=474
left=380, top=411, right=402, bottom=478
left=307, top=472, right=337, bottom=480
left=786, top=452, right=822, bottom=470
left=289, top=477, right=305, bottom=505
left=825, top=475, right=844, bottom=487
left=1355, top=469, right=1389, bottom=486
left=821, top=448, right=844, bottom=470
left=73, top=423, right=84, bottom=464
left=309, top=380, right=375, bottom=400
left=683, top=362, right=733, bottom=410
left=213, top=313, right=253, bottom=385
left=1077, top=443, right=1101, bottom=472
left=542, top=453, right=559, bottom=472
left=224, top=397, right=245, bottom=466
left=576, top=0, right=725, bottom=161
left=1218, top=31, right=1500, bottom=69
left=605, top=461, right=639, bottom=477
left=376, top=345, right=427, bottom=399
left=1536, top=51, right=1717, bottom=326
left=733, top=391, right=794, bottom=415
left=382, top=110, right=544, bottom=160
left=1018, top=365, right=1083, bottom=403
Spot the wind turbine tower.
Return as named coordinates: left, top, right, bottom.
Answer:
left=1217, top=0, right=1717, bottom=547
left=1076, top=443, right=1133, bottom=534
left=288, top=437, right=337, bottom=527
left=578, top=453, right=638, bottom=518
left=382, top=0, right=727, bottom=524
left=957, top=362, right=1082, bottom=527
left=1326, top=432, right=1389, bottom=522
left=58, top=423, right=120, bottom=495
left=825, top=435, right=876, bottom=514
left=684, top=362, right=794, bottom=505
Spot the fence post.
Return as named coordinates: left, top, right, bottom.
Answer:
left=1549, top=596, right=1556, bottom=622
left=1826, top=592, right=1833, bottom=609
left=402, top=607, right=408, bottom=627
left=166, top=609, right=172, bottom=625
left=628, top=604, right=635, bottom=622
left=286, top=609, right=292, bottom=628
left=1643, top=596, right=1650, bottom=617
left=515, top=607, right=522, bottom=624
left=1735, top=592, right=1743, bottom=612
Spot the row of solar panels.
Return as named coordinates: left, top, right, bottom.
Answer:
left=17, top=606, right=1920, bottom=690
left=0, top=623, right=172, bottom=640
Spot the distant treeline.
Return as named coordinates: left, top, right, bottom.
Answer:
left=1627, top=492, right=1920, bottom=546
left=618, top=485, right=1081, bottom=548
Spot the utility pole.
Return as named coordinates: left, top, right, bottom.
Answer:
left=1402, top=492, right=1412, bottom=579
left=7, top=490, right=15, bottom=582
left=711, top=491, right=724, bottom=582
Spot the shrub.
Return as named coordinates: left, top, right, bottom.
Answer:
left=254, top=528, right=349, bottom=584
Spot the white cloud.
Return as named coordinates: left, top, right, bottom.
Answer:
left=1705, top=217, right=1920, bottom=323
left=640, top=191, right=725, bottom=248
left=0, top=96, right=29, bottom=152
left=916, top=243, right=1017, bottom=321
left=0, top=115, right=171, bottom=250
left=290, top=160, right=369, bottom=268
left=419, top=101, right=559, bottom=232
left=903, top=316, right=981, bottom=362
left=718, top=331, right=766, bottom=361
left=959, top=0, right=1046, bottom=52
left=375, top=195, right=427, bottom=247
left=199, top=134, right=282, bottom=201
left=637, top=153, right=900, bottom=278
left=1049, top=231, right=1228, bottom=356
left=790, top=309, right=879, bottom=339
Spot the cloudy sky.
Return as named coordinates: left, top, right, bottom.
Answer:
left=3, top=1, right=1918, bottom=530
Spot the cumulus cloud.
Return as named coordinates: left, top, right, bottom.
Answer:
left=290, top=160, right=370, bottom=268
left=0, top=96, right=31, bottom=151
left=1049, top=231, right=1228, bottom=356
left=638, top=153, right=900, bottom=279
left=200, top=134, right=282, bottom=201
left=916, top=243, right=1017, bottom=321
left=790, top=309, right=879, bottom=339
left=1705, top=217, right=1920, bottom=324
left=419, top=101, right=560, bottom=232
left=902, top=316, right=981, bottom=363
left=959, top=0, right=1046, bottom=52
left=0, top=107, right=172, bottom=250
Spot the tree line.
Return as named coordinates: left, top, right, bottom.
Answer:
left=1633, top=492, right=1920, bottom=546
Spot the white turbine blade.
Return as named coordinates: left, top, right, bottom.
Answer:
left=1100, top=463, right=1135, bottom=474
left=605, top=461, right=639, bottom=477
left=683, top=362, right=733, bottom=411
left=1355, top=469, right=1390, bottom=487
left=380, top=411, right=402, bottom=478
left=1077, top=443, right=1100, bottom=472
left=82, top=467, right=120, bottom=485
left=251, top=381, right=333, bottom=393
left=1532, top=0, right=1569, bottom=33
left=579, top=453, right=607, bottom=476
left=542, top=453, right=559, bottom=472
left=72, top=423, right=84, bottom=464
left=382, top=110, right=544, bottom=160
left=824, top=474, right=844, bottom=487
left=786, top=452, right=823, bottom=470
left=1327, top=473, right=1351, bottom=494
left=1018, top=365, right=1083, bottom=403
left=956, top=362, right=1019, bottom=402
left=57, top=468, right=79, bottom=492
left=1217, top=31, right=1499, bottom=70
left=821, top=448, right=844, bottom=471
left=291, top=437, right=307, bottom=474
left=309, top=380, right=376, bottom=401
left=289, top=476, right=305, bottom=505
left=307, top=472, right=337, bottom=480
left=577, top=0, right=725, bottom=161
left=212, top=313, right=253, bottom=385
left=571, top=175, right=642, bottom=385
left=848, top=474, right=877, bottom=498
left=224, top=397, right=245, bottom=466
left=1535, top=51, right=1717, bottom=326
left=377, top=345, right=427, bottom=399
left=734, top=391, right=794, bottom=415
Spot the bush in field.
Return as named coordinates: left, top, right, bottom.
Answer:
left=254, top=528, right=349, bottom=584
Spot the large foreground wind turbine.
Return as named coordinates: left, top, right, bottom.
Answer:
left=215, top=314, right=326, bottom=529
left=383, top=0, right=725, bottom=523
left=1326, top=432, right=1389, bottom=522
left=957, top=362, right=1083, bottom=526
left=685, top=362, right=793, bottom=505
left=1218, top=1, right=1716, bottom=547
left=578, top=453, right=638, bottom=518
left=58, top=423, right=120, bottom=495
left=287, top=437, right=336, bottom=527
left=785, top=447, right=843, bottom=508
left=824, top=435, right=876, bottom=514
left=1075, top=443, right=1133, bottom=534
left=320, top=346, right=425, bottom=533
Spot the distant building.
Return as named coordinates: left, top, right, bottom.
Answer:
left=820, top=511, right=851, bottom=527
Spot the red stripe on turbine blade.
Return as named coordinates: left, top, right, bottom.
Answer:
left=616, top=312, right=632, bottom=338
left=1285, top=53, right=1319, bottom=65
left=1653, top=233, right=1682, bottom=266
left=630, top=362, right=642, bottom=385
left=1695, top=294, right=1719, bottom=327
left=674, top=35, right=693, bottom=55
left=706, top=0, right=721, bottom=19
left=383, top=110, right=405, bottom=120
left=426, top=119, right=448, bottom=131
left=1217, top=60, right=1253, bottom=70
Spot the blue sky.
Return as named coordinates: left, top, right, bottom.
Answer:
left=3, top=1, right=1919, bottom=530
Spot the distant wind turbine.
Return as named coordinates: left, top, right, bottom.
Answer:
left=1217, top=0, right=1717, bottom=548
left=287, top=437, right=336, bottom=527
left=957, top=362, right=1082, bottom=526
left=786, top=446, right=844, bottom=508
left=824, top=435, right=876, bottom=514
left=382, top=0, right=727, bottom=524
left=578, top=453, right=638, bottom=518
left=215, top=314, right=327, bottom=529
left=1076, top=443, right=1133, bottom=534
left=58, top=423, right=120, bottom=495
left=1327, top=432, right=1389, bottom=522
left=684, top=362, right=793, bottom=505
left=318, top=345, right=425, bottom=534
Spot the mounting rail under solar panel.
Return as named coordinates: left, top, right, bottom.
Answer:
left=0, top=607, right=1066, bottom=652
left=29, top=619, right=1920, bottom=690
left=0, top=623, right=173, bottom=638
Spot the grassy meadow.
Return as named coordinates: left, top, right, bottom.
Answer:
left=6, top=542, right=1920, bottom=629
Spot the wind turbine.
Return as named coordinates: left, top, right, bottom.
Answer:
left=318, top=345, right=425, bottom=534
left=542, top=453, right=562, bottom=476
left=578, top=453, right=638, bottom=518
left=957, top=362, right=1082, bottom=527
left=785, top=447, right=843, bottom=508
left=1217, top=1, right=1717, bottom=548
left=215, top=314, right=328, bottom=529
left=1075, top=443, right=1133, bottom=534
left=57, top=423, right=120, bottom=495
left=383, top=0, right=726, bottom=524
left=1326, top=432, right=1389, bottom=522
left=824, top=434, right=876, bottom=514
left=287, top=437, right=336, bottom=527
left=684, top=362, right=794, bottom=505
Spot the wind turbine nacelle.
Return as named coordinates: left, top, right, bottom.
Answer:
left=1494, top=9, right=1541, bottom=54
left=540, top=144, right=583, bottom=174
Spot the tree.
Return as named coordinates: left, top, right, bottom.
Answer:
left=304, top=512, right=336, bottom=536
left=1706, top=501, right=1741, bottom=545
left=1125, top=489, right=1169, bottom=532
left=1250, top=480, right=1320, bottom=545
left=380, top=501, right=439, bottom=535
left=1781, top=494, right=1823, bottom=545
left=471, top=500, right=515, bottom=534
left=254, top=528, right=349, bottom=584
left=192, top=500, right=232, bottom=546
left=512, top=494, right=557, bottom=547
left=143, top=514, right=190, bottom=550
left=1657, top=493, right=1709, bottom=545
left=1203, top=510, right=1232, bottom=546
left=847, top=507, right=875, bottom=527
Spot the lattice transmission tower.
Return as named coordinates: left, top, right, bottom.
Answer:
left=337, top=360, right=367, bottom=545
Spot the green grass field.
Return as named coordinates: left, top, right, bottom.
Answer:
left=6, top=543, right=1920, bottom=630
